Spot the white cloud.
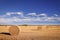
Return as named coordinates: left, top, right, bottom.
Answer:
left=0, top=16, right=60, bottom=24
left=0, top=12, right=60, bottom=25
left=6, top=12, right=11, bottom=16
left=0, top=15, right=60, bottom=22
left=56, top=17, right=60, bottom=21
left=6, top=12, right=23, bottom=16
left=54, top=14, right=58, bottom=16
left=44, top=17, right=60, bottom=22
left=27, top=13, right=37, bottom=16
left=17, top=12, right=23, bottom=15
left=0, top=18, right=13, bottom=23
left=38, top=13, right=47, bottom=17
left=6, top=12, right=12, bottom=16
left=0, top=15, right=6, bottom=17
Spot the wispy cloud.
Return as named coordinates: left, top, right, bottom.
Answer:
left=54, top=14, right=58, bottom=17
left=0, top=12, right=60, bottom=25
left=6, top=12, right=23, bottom=16
left=38, top=13, right=47, bottom=17
left=27, top=13, right=37, bottom=16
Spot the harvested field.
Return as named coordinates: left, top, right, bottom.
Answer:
left=0, top=25, right=60, bottom=40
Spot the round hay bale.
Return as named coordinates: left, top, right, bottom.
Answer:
left=9, top=26, right=19, bottom=36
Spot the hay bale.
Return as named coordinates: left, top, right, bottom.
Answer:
left=9, top=26, right=19, bottom=36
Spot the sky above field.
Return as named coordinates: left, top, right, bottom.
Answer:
left=0, top=0, right=60, bottom=25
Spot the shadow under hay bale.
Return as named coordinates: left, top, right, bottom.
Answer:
left=0, top=32, right=11, bottom=35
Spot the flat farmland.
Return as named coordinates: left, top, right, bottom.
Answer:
left=0, top=25, right=60, bottom=40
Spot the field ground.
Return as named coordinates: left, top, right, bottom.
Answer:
left=0, top=25, right=60, bottom=40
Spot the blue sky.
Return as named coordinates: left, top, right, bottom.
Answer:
left=0, top=0, right=60, bottom=25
